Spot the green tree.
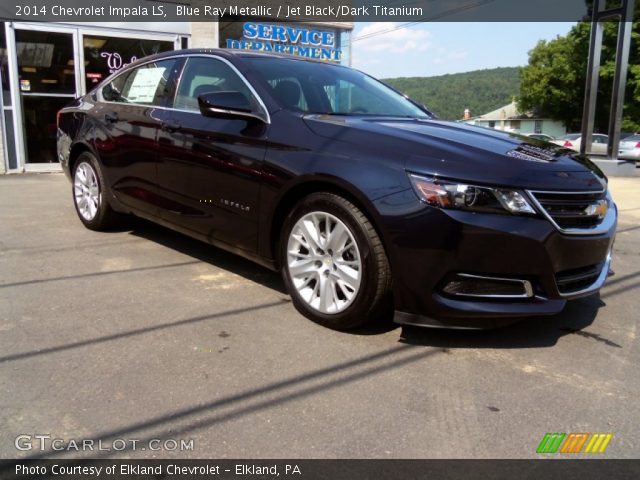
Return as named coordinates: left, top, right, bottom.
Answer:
left=518, top=21, right=640, bottom=132
left=384, top=67, right=521, bottom=121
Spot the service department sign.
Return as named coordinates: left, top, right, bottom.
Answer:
left=226, top=23, right=343, bottom=62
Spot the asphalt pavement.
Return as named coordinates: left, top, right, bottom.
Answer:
left=0, top=173, right=638, bottom=459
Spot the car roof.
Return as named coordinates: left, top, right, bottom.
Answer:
left=133, top=48, right=346, bottom=67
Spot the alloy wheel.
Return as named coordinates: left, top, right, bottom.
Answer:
left=287, top=211, right=362, bottom=314
left=74, top=161, right=100, bottom=221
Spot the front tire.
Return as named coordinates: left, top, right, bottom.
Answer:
left=281, top=193, right=392, bottom=330
left=72, top=152, right=119, bottom=231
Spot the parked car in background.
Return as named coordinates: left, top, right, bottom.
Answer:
left=552, top=133, right=609, bottom=154
left=525, top=133, right=555, bottom=142
left=57, top=49, right=616, bottom=331
left=618, top=134, right=640, bottom=162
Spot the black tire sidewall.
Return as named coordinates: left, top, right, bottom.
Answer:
left=281, top=194, right=381, bottom=330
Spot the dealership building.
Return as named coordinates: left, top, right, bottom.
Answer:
left=0, top=9, right=353, bottom=173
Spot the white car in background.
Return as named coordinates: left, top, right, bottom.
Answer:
left=618, top=134, right=640, bottom=161
left=525, top=133, right=555, bottom=142
left=552, top=133, right=609, bottom=154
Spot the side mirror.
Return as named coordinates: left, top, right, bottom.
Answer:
left=197, top=91, right=267, bottom=123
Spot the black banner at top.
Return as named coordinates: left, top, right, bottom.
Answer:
left=0, top=0, right=637, bottom=22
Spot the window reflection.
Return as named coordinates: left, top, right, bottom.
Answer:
left=1, top=22, right=10, bottom=105
left=16, top=30, right=75, bottom=95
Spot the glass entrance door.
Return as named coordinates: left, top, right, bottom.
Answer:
left=14, top=25, right=79, bottom=166
left=6, top=23, right=179, bottom=171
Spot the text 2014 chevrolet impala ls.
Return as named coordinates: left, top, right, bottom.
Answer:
left=57, top=50, right=616, bottom=330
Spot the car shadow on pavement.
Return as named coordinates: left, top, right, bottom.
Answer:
left=119, top=219, right=619, bottom=349
left=398, top=294, right=608, bottom=349
left=125, top=217, right=288, bottom=294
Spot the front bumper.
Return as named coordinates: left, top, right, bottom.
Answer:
left=374, top=189, right=616, bottom=328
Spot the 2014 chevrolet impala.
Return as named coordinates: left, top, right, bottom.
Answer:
left=57, top=49, right=616, bottom=330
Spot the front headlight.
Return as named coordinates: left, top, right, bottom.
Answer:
left=408, top=173, right=536, bottom=215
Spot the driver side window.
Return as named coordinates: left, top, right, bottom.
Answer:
left=174, top=57, right=255, bottom=112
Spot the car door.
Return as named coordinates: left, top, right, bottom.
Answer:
left=154, top=56, right=269, bottom=252
left=93, top=57, right=182, bottom=216
left=592, top=134, right=609, bottom=155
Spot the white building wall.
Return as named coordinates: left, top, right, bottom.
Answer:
left=517, top=120, right=566, bottom=138
left=472, top=119, right=566, bottom=138
left=190, top=22, right=218, bottom=48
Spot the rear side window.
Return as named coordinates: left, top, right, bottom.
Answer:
left=174, top=57, right=255, bottom=111
left=102, top=58, right=180, bottom=107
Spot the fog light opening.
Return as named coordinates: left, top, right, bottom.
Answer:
left=442, top=273, right=534, bottom=299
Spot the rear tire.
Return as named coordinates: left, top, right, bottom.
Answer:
left=281, top=193, right=392, bottom=330
left=72, top=152, right=119, bottom=231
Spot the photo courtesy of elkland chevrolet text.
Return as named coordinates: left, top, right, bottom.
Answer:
left=57, top=49, right=617, bottom=331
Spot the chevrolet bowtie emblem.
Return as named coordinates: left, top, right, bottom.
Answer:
left=585, top=200, right=609, bottom=219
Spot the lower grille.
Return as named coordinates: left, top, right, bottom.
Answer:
left=555, top=263, right=602, bottom=295
left=529, top=190, right=608, bottom=231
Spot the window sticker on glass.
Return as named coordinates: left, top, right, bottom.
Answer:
left=127, top=67, right=166, bottom=103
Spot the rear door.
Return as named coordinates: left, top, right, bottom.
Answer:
left=93, top=57, right=182, bottom=216
left=154, top=56, right=269, bottom=252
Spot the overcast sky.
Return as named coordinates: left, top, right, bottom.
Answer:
left=350, top=22, right=576, bottom=78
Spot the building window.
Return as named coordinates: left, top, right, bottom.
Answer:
left=83, top=35, right=174, bottom=89
left=534, top=120, right=543, bottom=134
left=510, top=120, right=521, bottom=130
left=16, top=29, right=76, bottom=95
left=488, top=121, right=496, bottom=129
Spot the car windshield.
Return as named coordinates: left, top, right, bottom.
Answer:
left=561, top=134, right=581, bottom=140
left=244, top=56, right=432, bottom=118
left=623, top=134, right=640, bottom=143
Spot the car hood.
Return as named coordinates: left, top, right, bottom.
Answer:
left=303, top=116, right=606, bottom=191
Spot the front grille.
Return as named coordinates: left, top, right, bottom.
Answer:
left=555, top=263, right=602, bottom=295
left=529, top=190, right=607, bottom=230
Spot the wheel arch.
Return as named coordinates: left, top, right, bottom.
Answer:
left=68, top=141, right=125, bottom=213
left=68, top=142, right=96, bottom=175
left=268, top=177, right=391, bottom=270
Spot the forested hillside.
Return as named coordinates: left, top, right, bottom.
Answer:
left=384, top=67, right=520, bottom=121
